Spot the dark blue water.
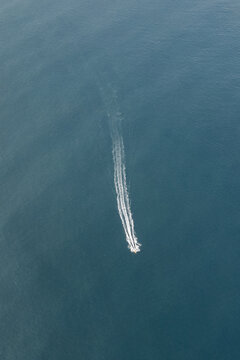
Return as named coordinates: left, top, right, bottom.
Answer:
left=1, top=0, right=240, bottom=359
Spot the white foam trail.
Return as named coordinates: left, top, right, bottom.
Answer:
left=108, top=111, right=141, bottom=254
left=98, top=82, right=141, bottom=253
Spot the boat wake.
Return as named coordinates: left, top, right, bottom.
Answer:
left=112, top=128, right=141, bottom=253
left=102, top=88, right=141, bottom=253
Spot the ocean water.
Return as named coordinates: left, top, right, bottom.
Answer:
left=1, top=0, right=240, bottom=359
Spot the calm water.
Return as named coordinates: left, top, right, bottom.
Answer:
left=1, top=0, right=240, bottom=359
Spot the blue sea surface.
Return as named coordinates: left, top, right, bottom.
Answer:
left=1, top=0, right=240, bottom=359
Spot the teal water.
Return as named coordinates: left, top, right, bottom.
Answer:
left=1, top=1, right=240, bottom=359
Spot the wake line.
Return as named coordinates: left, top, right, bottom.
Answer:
left=107, top=109, right=141, bottom=254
